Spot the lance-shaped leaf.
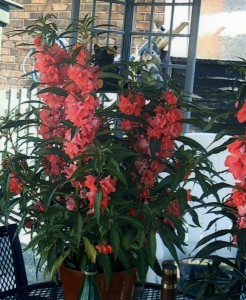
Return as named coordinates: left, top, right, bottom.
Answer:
left=44, top=178, right=70, bottom=207
left=152, top=175, right=172, bottom=193
left=237, top=228, right=246, bottom=253
left=175, top=135, right=206, bottom=152
left=97, top=254, right=112, bottom=288
left=51, top=249, right=70, bottom=280
left=156, top=223, right=179, bottom=264
left=94, top=190, right=102, bottom=225
left=194, top=241, right=237, bottom=260
left=137, top=248, right=149, bottom=283
left=83, top=237, right=97, bottom=263
left=36, top=87, right=68, bottom=97
left=71, top=211, right=83, bottom=246
left=117, top=215, right=144, bottom=229
left=149, top=138, right=161, bottom=158
left=195, top=229, right=233, bottom=249
left=35, top=147, right=70, bottom=161
left=117, top=247, right=131, bottom=273
left=110, top=224, right=120, bottom=258
left=100, top=72, right=126, bottom=81
left=122, top=230, right=137, bottom=251
left=146, top=226, right=156, bottom=268
left=0, top=119, right=40, bottom=130
left=107, top=157, right=127, bottom=185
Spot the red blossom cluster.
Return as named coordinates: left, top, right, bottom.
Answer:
left=32, top=38, right=110, bottom=210
left=225, top=100, right=246, bottom=229
left=34, top=201, right=46, bottom=213
left=118, top=89, right=183, bottom=202
left=34, top=37, right=69, bottom=85
left=162, top=189, right=191, bottom=229
left=82, top=175, right=117, bottom=209
left=95, top=242, right=113, bottom=254
left=34, top=40, right=102, bottom=162
left=9, top=173, right=23, bottom=194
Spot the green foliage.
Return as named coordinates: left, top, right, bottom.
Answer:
left=185, top=60, right=246, bottom=299
left=0, top=14, right=238, bottom=292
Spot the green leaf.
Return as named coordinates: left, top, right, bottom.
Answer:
left=20, top=70, right=38, bottom=79
left=205, top=255, right=237, bottom=270
left=44, top=178, right=70, bottom=207
left=176, top=188, right=188, bottom=215
left=94, top=190, right=102, bottom=225
left=175, top=136, right=206, bottom=152
left=237, top=228, right=246, bottom=253
left=122, top=231, right=137, bottom=251
left=151, top=258, right=162, bottom=277
left=23, top=234, right=44, bottom=251
left=205, top=138, right=234, bottom=157
left=83, top=237, right=97, bottom=263
left=187, top=208, right=201, bottom=228
left=51, top=249, right=70, bottom=279
left=117, top=247, right=131, bottom=272
left=108, top=144, right=138, bottom=161
left=71, top=211, right=83, bottom=245
left=95, top=110, right=149, bottom=127
left=136, top=249, right=148, bottom=283
left=36, top=87, right=68, bottom=97
left=0, top=119, right=40, bottom=130
left=117, top=216, right=144, bottom=229
left=110, top=224, right=120, bottom=258
left=70, top=45, right=84, bottom=63
left=202, top=182, right=233, bottom=200
left=97, top=254, right=112, bottom=288
left=194, top=170, right=209, bottom=194
left=194, top=241, right=237, bottom=259
left=163, top=222, right=186, bottom=254
left=137, top=228, right=145, bottom=249
left=203, top=112, right=230, bottom=132
left=100, top=72, right=125, bottom=81
left=195, top=229, right=233, bottom=249
left=30, top=81, right=41, bottom=91
left=107, top=157, right=127, bottom=185
left=146, top=226, right=156, bottom=268
left=149, top=138, right=161, bottom=158
left=156, top=223, right=179, bottom=263
left=152, top=175, right=172, bottom=193
left=170, top=170, right=185, bottom=191
left=205, top=217, right=223, bottom=231
left=35, top=147, right=70, bottom=161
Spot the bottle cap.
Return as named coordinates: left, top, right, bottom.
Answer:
left=162, top=263, right=177, bottom=275
left=162, top=263, right=177, bottom=284
left=84, top=263, right=98, bottom=275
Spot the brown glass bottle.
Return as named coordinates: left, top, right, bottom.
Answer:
left=161, top=263, right=177, bottom=300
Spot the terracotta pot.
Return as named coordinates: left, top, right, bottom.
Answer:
left=59, top=265, right=137, bottom=300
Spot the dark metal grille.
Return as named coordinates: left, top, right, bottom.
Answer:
left=132, top=282, right=194, bottom=300
left=0, top=235, right=16, bottom=292
left=133, top=283, right=246, bottom=300
left=0, top=282, right=63, bottom=300
left=0, top=280, right=245, bottom=299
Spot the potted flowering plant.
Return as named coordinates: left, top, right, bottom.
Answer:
left=188, top=62, right=246, bottom=299
left=0, top=14, right=221, bottom=299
